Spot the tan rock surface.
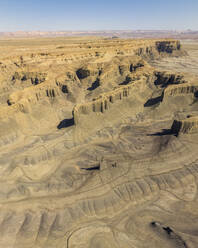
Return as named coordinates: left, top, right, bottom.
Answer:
left=0, top=37, right=198, bottom=248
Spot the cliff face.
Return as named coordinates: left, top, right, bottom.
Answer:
left=72, top=56, right=154, bottom=125
left=135, top=40, right=185, bottom=59
left=171, top=116, right=198, bottom=135
left=155, top=40, right=181, bottom=53
left=164, top=82, right=198, bottom=97
left=73, top=78, right=147, bottom=125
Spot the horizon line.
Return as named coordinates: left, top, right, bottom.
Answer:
left=0, top=29, right=198, bottom=32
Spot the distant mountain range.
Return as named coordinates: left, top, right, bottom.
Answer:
left=0, top=30, right=198, bottom=39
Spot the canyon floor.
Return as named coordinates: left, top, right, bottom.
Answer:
left=0, top=38, right=198, bottom=248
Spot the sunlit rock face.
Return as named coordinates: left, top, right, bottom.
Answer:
left=0, top=37, right=198, bottom=248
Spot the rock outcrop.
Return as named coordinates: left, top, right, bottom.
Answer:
left=171, top=116, right=198, bottom=135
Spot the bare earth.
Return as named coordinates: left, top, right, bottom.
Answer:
left=0, top=38, right=198, bottom=248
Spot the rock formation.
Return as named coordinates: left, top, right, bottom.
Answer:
left=0, top=37, right=198, bottom=248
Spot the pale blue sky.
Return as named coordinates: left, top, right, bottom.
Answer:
left=0, top=0, right=197, bottom=31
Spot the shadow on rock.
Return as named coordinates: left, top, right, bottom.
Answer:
left=144, top=94, right=163, bottom=107
left=57, top=118, right=74, bottom=129
left=148, top=129, right=177, bottom=136
left=87, top=79, right=100, bottom=91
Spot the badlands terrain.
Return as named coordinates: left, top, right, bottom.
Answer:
left=0, top=37, right=198, bottom=248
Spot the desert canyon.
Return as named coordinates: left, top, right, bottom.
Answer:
left=0, top=36, right=198, bottom=248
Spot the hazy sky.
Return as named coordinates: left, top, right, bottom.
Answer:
left=0, top=0, right=197, bottom=31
